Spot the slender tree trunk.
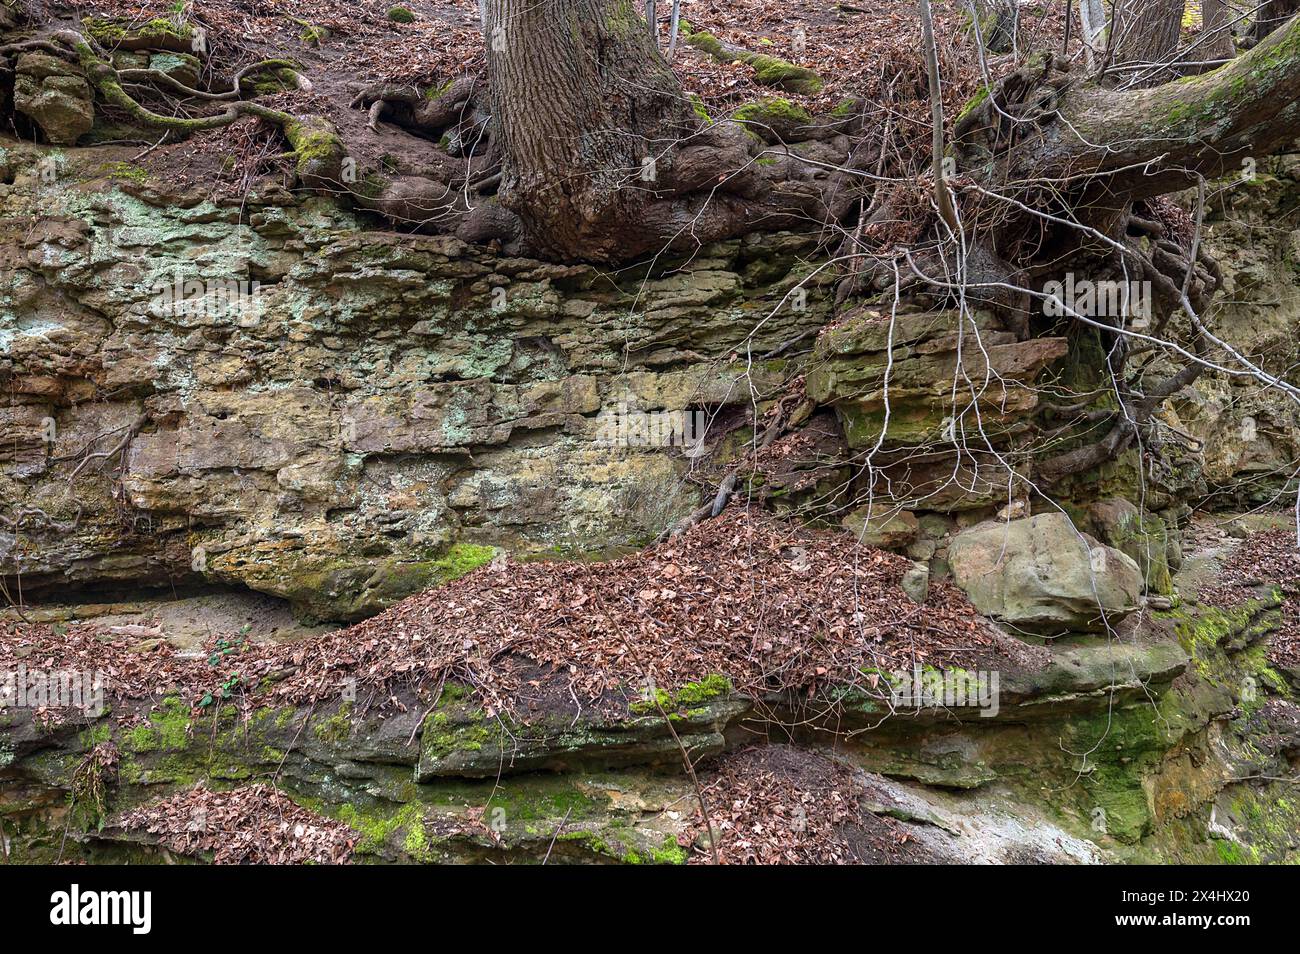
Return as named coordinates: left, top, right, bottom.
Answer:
left=1077, top=0, right=1107, bottom=70
left=1109, top=0, right=1186, bottom=84
left=921, top=0, right=956, bottom=229
left=483, top=0, right=692, bottom=261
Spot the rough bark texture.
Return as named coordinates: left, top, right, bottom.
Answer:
left=969, top=17, right=1300, bottom=201
left=1200, top=0, right=1238, bottom=64
left=483, top=0, right=694, bottom=261
left=1251, top=0, right=1300, bottom=46
left=1077, top=0, right=1107, bottom=69
left=975, top=0, right=1019, bottom=54
left=1110, top=0, right=1186, bottom=84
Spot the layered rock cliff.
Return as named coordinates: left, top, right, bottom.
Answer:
left=2, top=120, right=1300, bottom=864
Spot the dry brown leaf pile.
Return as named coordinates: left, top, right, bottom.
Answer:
left=113, top=783, right=356, bottom=863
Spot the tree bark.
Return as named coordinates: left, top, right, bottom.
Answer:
left=1077, top=0, right=1107, bottom=70
left=1250, top=0, right=1300, bottom=46
left=973, top=0, right=1018, bottom=54
left=1199, top=0, right=1237, bottom=64
left=483, top=0, right=693, bottom=261
left=971, top=16, right=1300, bottom=202
left=1108, top=0, right=1186, bottom=84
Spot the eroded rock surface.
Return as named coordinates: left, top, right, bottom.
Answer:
left=1, top=143, right=826, bottom=619
left=12, top=53, right=94, bottom=146
left=948, top=513, right=1144, bottom=633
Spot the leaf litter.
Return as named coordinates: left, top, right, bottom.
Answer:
left=112, top=783, right=356, bottom=863
left=1, top=508, right=1014, bottom=720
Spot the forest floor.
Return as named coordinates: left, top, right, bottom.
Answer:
left=29, top=0, right=1058, bottom=194
left=0, top=508, right=1031, bottom=721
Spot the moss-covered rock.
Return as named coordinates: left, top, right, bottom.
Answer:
left=81, top=16, right=195, bottom=53
left=416, top=680, right=747, bottom=780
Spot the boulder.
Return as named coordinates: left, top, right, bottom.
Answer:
left=1085, top=498, right=1176, bottom=595
left=948, top=513, right=1143, bottom=634
left=13, top=53, right=94, bottom=145
left=900, top=561, right=930, bottom=604
left=842, top=504, right=919, bottom=549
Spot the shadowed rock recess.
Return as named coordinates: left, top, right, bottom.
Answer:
left=3, top=10, right=1300, bottom=865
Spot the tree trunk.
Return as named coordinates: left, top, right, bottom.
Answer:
left=1109, top=0, right=1186, bottom=84
left=483, top=0, right=693, bottom=261
left=1077, top=0, right=1107, bottom=70
left=1250, top=0, right=1300, bottom=46
left=962, top=16, right=1300, bottom=203
left=1199, top=0, right=1237, bottom=64
left=974, top=0, right=1018, bottom=54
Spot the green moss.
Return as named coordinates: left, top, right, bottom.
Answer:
left=1215, top=839, right=1249, bottom=864
left=387, top=6, right=415, bottom=23
left=337, top=801, right=423, bottom=856
left=630, top=673, right=732, bottom=713
left=285, top=119, right=343, bottom=169
left=748, top=54, right=823, bottom=94
left=686, top=31, right=727, bottom=59
left=649, top=834, right=688, bottom=865
left=1166, top=597, right=1280, bottom=682
left=955, top=84, right=991, bottom=123
left=402, top=817, right=428, bottom=856
left=423, top=78, right=454, bottom=100
left=602, top=0, right=643, bottom=41
left=240, top=66, right=302, bottom=96
left=289, top=17, right=330, bottom=44
left=95, top=158, right=148, bottom=184
left=353, top=171, right=388, bottom=201
left=432, top=542, right=497, bottom=581
left=674, top=674, right=731, bottom=705
left=733, top=98, right=812, bottom=128
left=312, top=702, right=353, bottom=744
left=687, top=33, right=822, bottom=93
left=422, top=706, right=494, bottom=760
left=1149, top=23, right=1300, bottom=136
left=485, top=785, right=604, bottom=823
left=82, top=16, right=192, bottom=47
left=124, top=696, right=191, bottom=753
left=688, top=93, right=712, bottom=125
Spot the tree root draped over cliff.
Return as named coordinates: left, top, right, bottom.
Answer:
left=10, top=7, right=1300, bottom=493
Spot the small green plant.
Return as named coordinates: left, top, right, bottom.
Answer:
left=200, top=674, right=242, bottom=708
left=387, top=6, right=415, bottom=23
left=207, top=635, right=247, bottom=667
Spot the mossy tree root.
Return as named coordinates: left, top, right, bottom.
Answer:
left=117, top=58, right=311, bottom=103
left=684, top=29, right=824, bottom=96
left=50, top=30, right=343, bottom=185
